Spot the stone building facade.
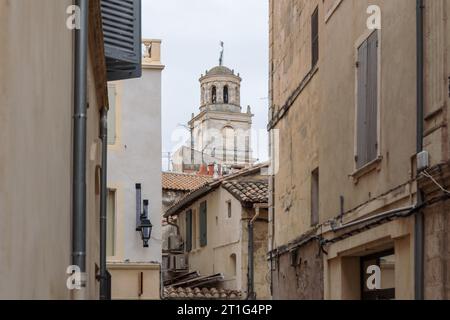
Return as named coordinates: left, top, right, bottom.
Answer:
left=106, top=40, right=164, bottom=300
left=164, top=164, right=271, bottom=300
left=269, top=0, right=450, bottom=300
left=0, top=0, right=108, bottom=299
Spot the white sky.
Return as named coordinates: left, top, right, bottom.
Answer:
left=142, top=0, right=269, bottom=170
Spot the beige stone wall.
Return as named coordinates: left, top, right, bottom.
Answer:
left=178, top=188, right=244, bottom=289
left=0, top=0, right=102, bottom=299
left=270, top=0, right=418, bottom=249
left=108, top=263, right=161, bottom=300
left=268, top=0, right=444, bottom=300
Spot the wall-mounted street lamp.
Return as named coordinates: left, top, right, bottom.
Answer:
left=135, top=184, right=153, bottom=248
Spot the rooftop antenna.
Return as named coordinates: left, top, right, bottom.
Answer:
left=219, top=41, right=224, bottom=66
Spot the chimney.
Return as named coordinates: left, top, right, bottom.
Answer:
left=198, top=164, right=208, bottom=176
left=207, top=164, right=215, bottom=176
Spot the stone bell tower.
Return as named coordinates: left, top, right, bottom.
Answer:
left=188, top=47, right=254, bottom=171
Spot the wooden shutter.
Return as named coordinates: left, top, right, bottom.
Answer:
left=357, top=39, right=368, bottom=169
left=311, top=168, right=319, bottom=226
left=185, top=210, right=192, bottom=252
left=311, top=7, right=319, bottom=67
left=366, top=31, right=378, bottom=162
left=356, top=31, right=378, bottom=169
left=101, top=0, right=142, bottom=81
left=199, top=202, right=207, bottom=247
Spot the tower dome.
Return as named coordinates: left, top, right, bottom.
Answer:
left=199, top=65, right=242, bottom=113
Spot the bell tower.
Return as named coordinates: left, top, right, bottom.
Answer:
left=188, top=56, right=254, bottom=171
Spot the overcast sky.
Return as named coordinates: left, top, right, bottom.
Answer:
left=142, top=0, right=269, bottom=170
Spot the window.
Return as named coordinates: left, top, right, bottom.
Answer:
left=311, top=7, right=319, bottom=67
left=223, top=85, right=229, bottom=103
left=230, top=254, right=237, bottom=277
left=192, top=209, right=197, bottom=250
left=185, top=209, right=193, bottom=252
left=356, top=31, right=378, bottom=169
left=361, top=249, right=395, bottom=300
left=199, top=201, right=207, bottom=247
left=211, top=86, right=217, bottom=104
left=107, top=189, right=116, bottom=257
left=245, top=136, right=250, bottom=163
left=223, top=126, right=234, bottom=162
left=234, top=135, right=238, bottom=163
left=107, top=84, right=117, bottom=145
left=311, top=168, right=319, bottom=226
left=227, top=200, right=232, bottom=218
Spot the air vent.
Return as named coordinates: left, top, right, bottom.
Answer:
left=101, top=0, right=142, bottom=81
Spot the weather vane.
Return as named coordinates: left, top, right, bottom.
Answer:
left=219, top=41, right=224, bottom=66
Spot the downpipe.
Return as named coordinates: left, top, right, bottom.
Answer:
left=415, top=0, right=425, bottom=301
left=99, top=107, right=109, bottom=300
left=72, top=0, right=89, bottom=298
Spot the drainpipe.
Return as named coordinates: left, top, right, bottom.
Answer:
left=72, top=0, right=89, bottom=297
left=247, top=204, right=267, bottom=300
left=415, top=0, right=425, bottom=301
left=99, top=107, right=108, bottom=300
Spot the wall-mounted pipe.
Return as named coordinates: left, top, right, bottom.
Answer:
left=99, top=107, right=109, bottom=300
left=136, top=184, right=142, bottom=230
left=415, top=0, right=425, bottom=301
left=247, top=204, right=268, bottom=300
left=72, top=0, right=89, bottom=293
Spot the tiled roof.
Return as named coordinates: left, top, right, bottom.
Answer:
left=162, top=172, right=212, bottom=191
left=222, top=181, right=268, bottom=204
left=164, top=163, right=269, bottom=217
left=164, top=287, right=243, bottom=300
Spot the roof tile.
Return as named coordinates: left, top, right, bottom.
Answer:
left=162, top=172, right=212, bottom=191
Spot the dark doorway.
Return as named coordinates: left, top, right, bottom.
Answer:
left=360, top=249, right=395, bottom=300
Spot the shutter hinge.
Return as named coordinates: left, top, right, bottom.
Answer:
left=356, top=61, right=360, bottom=68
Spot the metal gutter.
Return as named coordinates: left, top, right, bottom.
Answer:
left=72, top=0, right=89, bottom=293
left=415, top=0, right=425, bottom=300
left=99, top=107, right=108, bottom=300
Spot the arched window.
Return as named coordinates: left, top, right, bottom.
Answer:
left=222, top=126, right=234, bottom=162
left=211, top=86, right=217, bottom=104
left=223, top=85, right=229, bottom=104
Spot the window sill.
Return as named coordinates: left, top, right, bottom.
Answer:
left=351, top=156, right=383, bottom=183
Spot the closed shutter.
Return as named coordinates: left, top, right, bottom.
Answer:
left=366, top=31, right=378, bottom=162
left=101, top=0, right=142, bottom=81
left=356, top=40, right=368, bottom=169
left=311, top=7, right=319, bottom=67
left=185, top=210, right=192, bottom=252
left=356, top=31, right=378, bottom=169
left=199, top=202, right=207, bottom=247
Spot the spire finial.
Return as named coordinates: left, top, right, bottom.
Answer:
left=219, top=41, right=224, bottom=66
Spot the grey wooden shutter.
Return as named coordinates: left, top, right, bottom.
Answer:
left=366, top=31, right=378, bottom=162
left=199, top=202, right=207, bottom=247
left=356, top=32, right=378, bottom=169
left=185, top=210, right=192, bottom=252
left=356, top=40, right=368, bottom=169
left=101, top=0, right=142, bottom=81
left=311, top=7, right=319, bottom=67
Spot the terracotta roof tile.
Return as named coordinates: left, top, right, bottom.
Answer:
left=222, top=181, right=268, bottom=204
left=164, top=287, right=243, bottom=300
left=162, top=172, right=212, bottom=192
